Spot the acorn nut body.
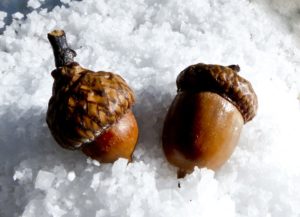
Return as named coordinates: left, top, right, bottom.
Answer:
left=162, top=63, right=258, bottom=176
left=46, top=30, right=138, bottom=162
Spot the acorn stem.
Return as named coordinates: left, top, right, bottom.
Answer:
left=47, top=29, right=77, bottom=68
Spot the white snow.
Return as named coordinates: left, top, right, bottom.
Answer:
left=1, top=0, right=300, bottom=216
left=27, top=0, right=44, bottom=9
left=67, top=171, right=76, bottom=181
left=0, top=11, right=7, bottom=28
left=13, top=168, right=33, bottom=183
left=35, top=170, right=55, bottom=190
left=60, top=0, right=71, bottom=5
left=12, top=12, right=24, bottom=20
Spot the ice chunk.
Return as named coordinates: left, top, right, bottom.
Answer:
left=35, top=170, right=55, bottom=190
left=91, top=173, right=101, bottom=190
left=0, top=11, right=7, bottom=28
left=13, top=168, right=33, bottom=183
left=12, top=12, right=24, bottom=20
left=27, top=0, right=44, bottom=9
left=112, top=158, right=128, bottom=176
left=61, top=0, right=71, bottom=4
left=96, top=209, right=109, bottom=217
left=86, top=158, right=101, bottom=166
left=67, top=171, right=76, bottom=181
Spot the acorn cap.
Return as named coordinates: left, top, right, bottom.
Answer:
left=46, top=63, right=135, bottom=149
left=176, top=63, right=258, bottom=123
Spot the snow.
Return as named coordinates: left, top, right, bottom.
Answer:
left=35, top=170, right=55, bottom=190
left=1, top=0, right=300, bottom=216
left=67, top=171, right=76, bottom=181
left=60, top=0, right=71, bottom=5
left=12, top=12, right=24, bottom=20
left=27, top=0, right=44, bottom=9
left=0, top=11, right=7, bottom=28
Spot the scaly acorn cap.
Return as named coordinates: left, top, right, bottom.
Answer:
left=176, top=63, right=258, bottom=123
left=46, top=62, right=135, bottom=149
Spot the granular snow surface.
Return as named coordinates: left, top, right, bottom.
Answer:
left=1, top=0, right=300, bottom=216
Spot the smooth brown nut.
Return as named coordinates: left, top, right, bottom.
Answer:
left=46, top=30, right=139, bottom=162
left=82, top=110, right=138, bottom=162
left=162, top=63, right=257, bottom=176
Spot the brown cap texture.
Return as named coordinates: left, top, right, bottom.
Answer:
left=46, top=63, right=135, bottom=149
left=176, top=63, right=258, bottom=123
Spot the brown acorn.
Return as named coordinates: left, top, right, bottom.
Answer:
left=162, top=63, right=258, bottom=177
left=46, top=30, right=138, bottom=162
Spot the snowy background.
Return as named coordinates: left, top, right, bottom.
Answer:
left=1, top=0, right=300, bottom=216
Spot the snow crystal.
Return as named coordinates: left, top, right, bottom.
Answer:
left=96, top=209, right=109, bottom=217
left=1, top=0, right=300, bottom=217
left=112, top=158, right=128, bottom=176
left=12, top=12, right=24, bottom=20
left=67, top=171, right=76, bottom=181
left=60, top=0, right=71, bottom=5
left=91, top=173, right=101, bottom=190
left=27, top=0, right=44, bottom=9
left=87, top=158, right=101, bottom=166
left=13, top=168, right=33, bottom=183
left=0, top=11, right=7, bottom=28
left=35, top=170, right=55, bottom=190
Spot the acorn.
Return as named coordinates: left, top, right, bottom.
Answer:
left=46, top=30, right=138, bottom=162
left=162, top=63, right=258, bottom=177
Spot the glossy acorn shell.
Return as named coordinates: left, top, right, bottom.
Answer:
left=162, top=63, right=258, bottom=175
left=82, top=110, right=138, bottom=162
left=162, top=91, right=244, bottom=172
